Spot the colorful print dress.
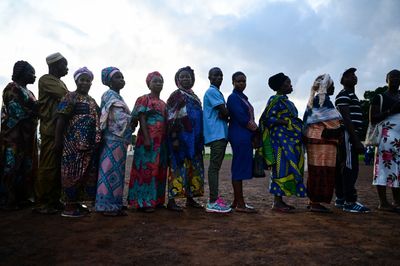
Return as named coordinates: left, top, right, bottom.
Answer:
left=95, top=89, right=132, bottom=212
left=373, top=113, right=400, bottom=187
left=261, top=95, right=307, bottom=197
left=128, top=94, right=168, bottom=208
left=57, top=91, right=101, bottom=204
left=166, top=89, right=204, bottom=199
left=0, top=82, right=38, bottom=207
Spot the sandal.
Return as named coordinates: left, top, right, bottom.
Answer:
left=231, top=203, right=254, bottom=209
left=271, top=204, right=292, bottom=213
left=61, top=209, right=85, bottom=218
left=103, top=210, right=128, bottom=217
left=186, top=199, right=203, bottom=209
left=309, top=204, right=332, bottom=213
left=377, top=205, right=396, bottom=212
left=167, top=202, right=183, bottom=212
left=32, top=206, right=58, bottom=215
left=140, top=207, right=155, bottom=213
left=235, top=206, right=257, bottom=213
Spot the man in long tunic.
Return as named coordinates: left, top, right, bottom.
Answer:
left=34, top=53, right=69, bottom=214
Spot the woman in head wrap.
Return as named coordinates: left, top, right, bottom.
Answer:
left=303, top=74, right=343, bottom=213
left=260, top=73, right=306, bottom=212
left=0, top=61, right=38, bottom=210
left=226, top=71, right=258, bottom=213
left=370, top=69, right=400, bottom=212
left=166, top=66, right=204, bottom=211
left=95, top=67, right=132, bottom=216
left=127, top=71, right=168, bottom=213
left=55, top=67, right=101, bottom=217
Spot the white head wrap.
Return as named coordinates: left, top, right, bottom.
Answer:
left=307, top=74, right=333, bottom=108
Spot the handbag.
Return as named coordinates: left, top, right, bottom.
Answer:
left=252, top=148, right=266, bottom=178
left=365, top=94, right=383, bottom=146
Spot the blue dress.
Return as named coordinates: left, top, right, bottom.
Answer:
left=227, top=89, right=254, bottom=181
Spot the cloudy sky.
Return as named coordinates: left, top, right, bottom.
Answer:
left=0, top=0, right=399, bottom=120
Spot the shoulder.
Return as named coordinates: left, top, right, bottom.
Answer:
left=335, top=89, right=351, bottom=104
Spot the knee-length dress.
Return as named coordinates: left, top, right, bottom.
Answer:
left=57, top=91, right=101, bottom=204
left=226, top=89, right=256, bottom=181
left=166, top=89, right=204, bottom=199
left=128, top=94, right=168, bottom=208
left=95, top=89, right=132, bottom=212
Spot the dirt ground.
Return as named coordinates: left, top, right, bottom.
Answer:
left=1, top=158, right=400, bottom=266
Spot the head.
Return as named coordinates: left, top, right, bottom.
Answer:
left=11, top=61, right=36, bottom=86
left=146, top=71, right=164, bottom=94
left=268, top=72, right=292, bottom=95
left=307, top=74, right=334, bottom=108
left=386, top=69, right=400, bottom=90
left=340, top=67, right=357, bottom=88
left=46, top=52, right=68, bottom=78
left=109, top=71, right=125, bottom=92
left=312, top=74, right=334, bottom=95
left=101, top=67, right=121, bottom=89
left=175, top=66, right=195, bottom=90
left=74, top=67, right=94, bottom=95
left=232, top=71, right=246, bottom=92
left=208, top=67, right=223, bottom=88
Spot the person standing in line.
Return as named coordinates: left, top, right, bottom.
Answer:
left=0, top=61, right=38, bottom=210
left=203, top=67, right=232, bottom=213
left=370, top=69, right=400, bottom=212
left=95, top=67, right=132, bottom=216
left=166, top=66, right=204, bottom=212
left=55, top=67, right=101, bottom=217
left=334, top=68, right=370, bottom=213
left=303, top=74, right=343, bottom=213
left=34, top=53, right=69, bottom=214
left=226, top=71, right=257, bottom=213
left=128, top=71, right=168, bottom=213
left=260, top=73, right=306, bottom=213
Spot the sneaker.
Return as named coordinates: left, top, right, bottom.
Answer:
left=334, top=198, right=345, bottom=208
left=206, top=197, right=232, bottom=213
left=343, top=202, right=371, bottom=213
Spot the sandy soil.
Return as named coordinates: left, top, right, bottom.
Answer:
left=1, top=158, right=400, bottom=266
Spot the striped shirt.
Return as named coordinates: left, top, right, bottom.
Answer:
left=335, top=89, right=363, bottom=133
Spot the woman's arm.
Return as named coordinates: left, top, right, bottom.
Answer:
left=139, top=113, right=151, bottom=150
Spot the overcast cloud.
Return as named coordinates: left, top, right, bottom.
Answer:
left=0, top=0, right=399, bottom=120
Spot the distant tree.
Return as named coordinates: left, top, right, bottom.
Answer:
left=359, top=86, right=388, bottom=140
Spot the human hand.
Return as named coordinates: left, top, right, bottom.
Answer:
left=390, top=101, right=400, bottom=114
left=144, top=138, right=151, bottom=151
left=355, top=141, right=365, bottom=154
left=172, top=139, right=179, bottom=152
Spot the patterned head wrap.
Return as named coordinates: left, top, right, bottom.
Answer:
left=268, top=72, right=289, bottom=91
left=307, top=74, right=333, bottom=108
left=73, top=67, right=94, bottom=81
left=12, top=60, right=33, bottom=82
left=175, top=66, right=195, bottom=89
left=146, top=71, right=163, bottom=88
left=101, top=67, right=120, bottom=86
